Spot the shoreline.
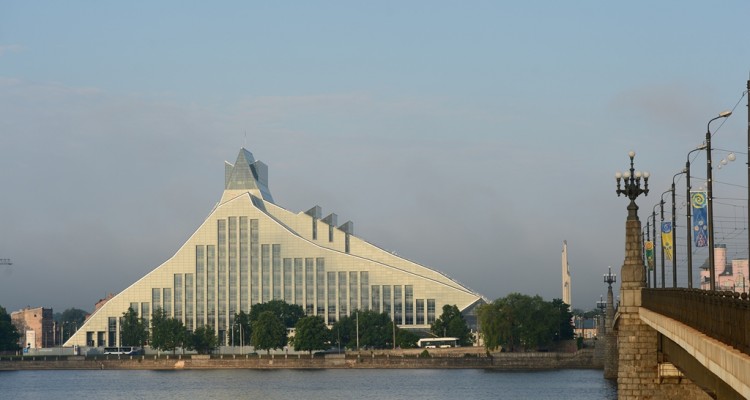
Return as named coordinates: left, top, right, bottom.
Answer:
left=0, top=349, right=599, bottom=371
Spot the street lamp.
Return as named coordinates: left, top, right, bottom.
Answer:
left=651, top=203, right=659, bottom=288
left=685, top=144, right=707, bottom=289
left=615, top=151, right=650, bottom=221
left=671, top=169, right=686, bottom=288
left=706, top=111, right=733, bottom=291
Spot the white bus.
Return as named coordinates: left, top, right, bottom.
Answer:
left=103, top=346, right=142, bottom=355
left=417, top=337, right=459, bottom=349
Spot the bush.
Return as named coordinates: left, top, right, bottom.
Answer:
left=419, top=349, right=431, bottom=358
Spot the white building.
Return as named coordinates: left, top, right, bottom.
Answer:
left=65, top=148, right=484, bottom=347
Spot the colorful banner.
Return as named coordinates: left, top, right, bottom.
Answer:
left=645, top=241, right=654, bottom=270
left=661, top=222, right=673, bottom=261
left=691, top=191, right=708, bottom=248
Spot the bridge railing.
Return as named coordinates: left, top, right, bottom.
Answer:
left=642, top=288, right=750, bottom=356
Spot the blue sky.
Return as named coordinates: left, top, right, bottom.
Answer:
left=1, top=2, right=750, bottom=313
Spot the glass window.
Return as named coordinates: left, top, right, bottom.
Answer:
left=294, top=258, right=303, bottom=307
left=283, top=258, right=292, bottom=302
left=338, top=272, right=347, bottom=318
left=163, top=288, right=172, bottom=317
left=404, top=285, right=413, bottom=325
left=427, top=299, right=436, bottom=324
left=141, top=302, right=150, bottom=328
left=261, top=244, right=270, bottom=303
left=228, top=217, right=237, bottom=322
left=371, top=285, right=380, bottom=313
left=382, top=285, right=391, bottom=317
left=394, top=285, right=402, bottom=325
left=360, top=272, right=369, bottom=311
left=185, top=273, right=194, bottom=330
left=327, top=272, right=337, bottom=324
left=130, top=302, right=139, bottom=315
left=416, top=299, right=424, bottom=325
left=152, top=288, right=161, bottom=311
left=240, top=217, right=249, bottom=313
left=196, top=245, right=205, bottom=327
left=207, top=245, right=216, bottom=328
left=174, top=274, right=183, bottom=320
left=316, top=258, right=325, bottom=316
left=108, top=317, right=117, bottom=347
left=349, top=272, right=358, bottom=311
left=250, top=219, right=259, bottom=305
left=272, top=244, right=281, bottom=300
left=305, top=258, right=314, bottom=315
left=218, top=219, right=227, bottom=330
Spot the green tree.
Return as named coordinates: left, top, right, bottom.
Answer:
left=293, top=315, right=329, bottom=354
left=249, top=300, right=305, bottom=329
left=357, top=310, right=395, bottom=349
left=251, top=311, right=287, bottom=354
left=331, top=315, right=356, bottom=350
left=478, top=301, right=503, bottom=351
left=480, top=293, right=561, bottom=352
left=150, top=308, right=186, bottom=354
left=431, top=304, right=473, bottom=346
left=55, top=308, right=88, bottom=341
left=0, top=306, right=20, bottom=351
left=551, top=298, right=574, bottom=341
left=120, top=307, right=148, bottom=347
left=395, top=328, right=419, bottom=349
left=231, top=311, right=252, bottom=346
left=188, top=326, right=218, bottom=354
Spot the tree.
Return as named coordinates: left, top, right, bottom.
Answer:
left=395, top=328, right=419, bottom=349
left=0, top=306, right=20, bottom=352
left=188, top=326, right=218, bottom=354
left=293, top=315, right=329, bottom=354
left=231, top=311, right=252, bottom=346
left=150, top=308, right=186, bottom=354
left=478, top=301, right=503, bottom=351
left=251, top=311, right=287, bottom=354
left=249, top=300, right=305, bottom=329
left=551, top=298, right=574, bottom=341
left=120, top=307, right=148, bottom=347
left=431, top=304, right=473, bottom=346
left=479, top=293, right=563, bottom=352
left=55, top=308, right=88, bottom=341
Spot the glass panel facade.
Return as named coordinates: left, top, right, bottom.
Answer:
left=349, top=271, right=358, bottom=311
left=316, top=258, right=325, bottom=316
left=294, top=258, right=303, bottom=307
left=195, top=245, right=205, bottom=327
left=360, top=272, right=369, bottom=311
left=305, top=258, right=314, bottom=315
left=130, top=302, right=139, bottom=315
left=261, top=244, right=270, bottom=302
left=163, top=288, right=172, bottom=317
left=416, top=299, right=425, bottom=325
left=272, top=244, right=281, bottom=300
left=218, top=219, right=227, bottom=330
left=108, top=317, right=117, bottom=347
left=327, top=272, right=336, bottom=323
left=174, top=274, right=183, bottom=321
left=152, top=288, right=161, bottom=311
left=206, top=245, right=216, bottom=328
left=239, top=217, right=248, bottom=313
left=427, top=299, right=436, bottom=324
left=250, top=219, right=259, bottom=305
left=185, top=273, right=194, bottom=330
left=338, top=272, right=347, bottom=318
left=404, top=285, right=413, bottom=325
left=141, top=302, right=150, bottom=326
left=283, top=258, right=292, bottom=302
left=382, top=285, right=391, bottom=317
left=228, top=216, right=237, bottom=323
left=394, top=285, right=402, bottom=325
left=371, top=285, right=380, bottom=313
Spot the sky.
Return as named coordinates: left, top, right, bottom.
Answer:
left=1, top=2, right=750, bottom=313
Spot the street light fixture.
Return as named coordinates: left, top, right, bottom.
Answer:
left=685, top=144, right=707, bottom=289
left=660, top=189, right=672, bottom=288
left=706, top=111, right=733, bottom=291
left=616, top=151, right=651, bottom=221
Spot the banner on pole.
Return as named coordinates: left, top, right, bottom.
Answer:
left=691, top=191, right=708, bottom=248
left=645, top=241, right=654, bottom=269
left=661, top=222, right=673, bottom=261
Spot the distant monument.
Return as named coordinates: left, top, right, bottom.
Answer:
left=562, top=241, right=571, bottom=306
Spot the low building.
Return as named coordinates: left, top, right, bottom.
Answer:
left=11, top=306, right=54, bottom=349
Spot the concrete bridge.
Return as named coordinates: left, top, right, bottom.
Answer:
left=608, top=205, right=750, bottom=399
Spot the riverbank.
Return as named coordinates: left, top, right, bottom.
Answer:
left=0, top=348, right=597, bottom=370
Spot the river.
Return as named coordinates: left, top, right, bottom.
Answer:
left=0, top=368, right=616, bottom=399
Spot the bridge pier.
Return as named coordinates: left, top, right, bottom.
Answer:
left=615, top=206, right=712, bottom=399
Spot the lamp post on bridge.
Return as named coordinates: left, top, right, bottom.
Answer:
left=685, top=144, right=706, bottom=289
left=659, top=189, right=672, bottom=289
left=706, top=111, right=733, bottom=291
left=596, top=295, right=607, bottom=337
left=671, top=169, right=686, bottom=288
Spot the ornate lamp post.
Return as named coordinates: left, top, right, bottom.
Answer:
left=596, top=295, right=607, bottom=337
left=659, top=189, right=672, bottom=289
left=685, top=144, right=706, bottom=289
left=616, top=151, right=650, bottom=220
left=706, top=111, right=733, bottom=290
left=603, top=266, right=617, bottom=331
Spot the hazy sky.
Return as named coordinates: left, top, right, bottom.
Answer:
left=2, top=2, right=750, bottom=313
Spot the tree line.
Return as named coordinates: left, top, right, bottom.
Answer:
left=478, top=293, right=574, bottom=352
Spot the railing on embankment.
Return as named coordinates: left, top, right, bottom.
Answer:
left=642, top=288, right=750, bottom=356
